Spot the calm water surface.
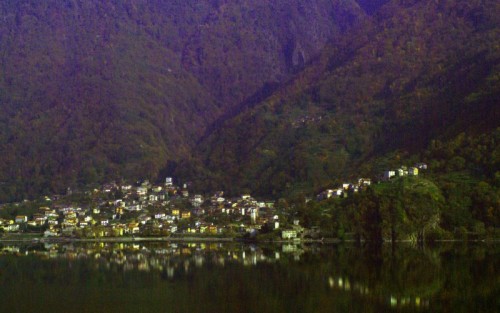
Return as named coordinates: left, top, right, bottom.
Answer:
left=0, top=242, right=498, bottom=313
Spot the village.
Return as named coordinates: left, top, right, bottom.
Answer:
left=0, top=163, right=427, bottom=241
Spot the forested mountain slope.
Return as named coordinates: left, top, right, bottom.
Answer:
left=180, top=0, right=500, bottom=197
left=0, top=0, right=364, bottom=201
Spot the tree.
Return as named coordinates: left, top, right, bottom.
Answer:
left=400, top=178, right=444, bottom=243
left=378, top=188, right=405, bottom=242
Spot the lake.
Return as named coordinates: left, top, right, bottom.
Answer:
left=0, top=241, right=498, bottom=313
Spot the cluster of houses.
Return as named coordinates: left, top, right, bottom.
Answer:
left=1, top=163, right=428, bottom=240
left=0, top=177, right=303, bottom=240
left=291, top=114, right=325, bottom=128
left=317, top=178, right=372, bottom=200
left=317, top=163, right=428, bottom=200
left=382, top=163, right=427, bottom=181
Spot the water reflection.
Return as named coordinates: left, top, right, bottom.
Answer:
left=0, top=242, right=498, bottom=313
left=1, top=242, right=306, bottom=277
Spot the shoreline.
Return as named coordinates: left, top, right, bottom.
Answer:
left=0, top=235, right=498, bottom=244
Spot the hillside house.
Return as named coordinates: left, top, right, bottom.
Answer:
left=155, top=213, right=166, bottom=219
left=6, top=224, right=19, bottom=232
left=191, top=194, right=203, bottom=207
left=15, top=216, right=28, bottom=223
left=409, top=167, right=419, bottom=176
left=415, top=163, right=428, bottom=170
left=127, top=223, right=140, bottom=234
left=152, top=186, right=162, bottom=193
left=384, top=170, right=396, bottom=180
left=137, top=187, right=148, bottom=196
left=138, top=215, right=151, bottom=225
left=358, top=178, right=371, bottom=186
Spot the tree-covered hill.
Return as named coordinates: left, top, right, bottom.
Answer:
left=180, top=0, right=366, bottom=108
left=0, top=0, right=364, bottom=201
left=179, top=0, right=500, bottom=197
left=0, top=0, right=498, bottom=203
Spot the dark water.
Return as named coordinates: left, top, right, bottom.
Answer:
left=0, top=242, right=498, bottom=313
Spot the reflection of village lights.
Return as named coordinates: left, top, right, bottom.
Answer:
left=2, top=243, right=317, bottom=278
left=345, top=279, right=351, bottom=291
left=389, top=295, right=428, bottom=308
left=328, top=276, right=429, bottom=309
left=390, top=296, right=397, bottom=307
left=218, top=257, right=225, bottom=267
left=167, top=266, right=174, bottom=278
left=195, top=255, right=204, bottom=268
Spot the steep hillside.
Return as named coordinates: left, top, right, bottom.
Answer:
left=0, top=0, right=219, bottom=200
left=181, top=0, right=500, bottom=197
left=180, top=0, right=365, bottom=107
left=355, top=0, right=391, bottom=14
left=0, top=0, right=364, bottom=201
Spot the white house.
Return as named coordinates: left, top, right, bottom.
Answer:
left=155, top=213, right=166, bottom=219
left=137, top=187, right=148, bottom=196
left=358, top=178, right=371, bottom=186
left=415, top=163, right=428, bottom=170
left=384, top=170, right=396, bottom=180
left=15, top=216, right=28, bottom=223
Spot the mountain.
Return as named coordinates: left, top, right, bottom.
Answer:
left=0, top=0, right=365, bottom=201
left=178, top=0, right=500, bottom=197
left=180, top=0, right=365, bottom=107
left=355, top=0, right=391, bottom=14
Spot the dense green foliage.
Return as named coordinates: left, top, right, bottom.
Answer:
left=0, top=0, right=498, bottom=213
left=0, top=0, right=364, bottom=201
left=287, top=130, right=499, bottom=241
left=181, top=0, right=499, bottom=198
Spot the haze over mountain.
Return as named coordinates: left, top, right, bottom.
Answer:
left=0, top=0, right=497, bottom=201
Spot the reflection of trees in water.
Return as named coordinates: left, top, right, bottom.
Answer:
left=325, top=245, right=441, bottom=309
left=0, top=242, right=498, bottom=313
